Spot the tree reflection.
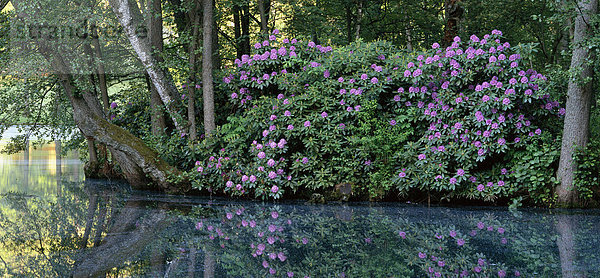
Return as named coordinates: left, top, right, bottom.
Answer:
left=1, top=187, right=599, bottom=277
left=0, top=180, right=181, bottom=277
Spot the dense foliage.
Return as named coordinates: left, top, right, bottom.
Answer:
left=187, top=30, right=564, bottom=205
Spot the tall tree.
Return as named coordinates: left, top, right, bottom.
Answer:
left=258, top=0, right=269, bottom=35
left=90, top=24, right=110, bottom=114
left=186, top=0, right=200, bottom=141
left=354, top=0, right=362, bottom=40
left=556, top=0, right=598, bottom=206
left=233, top=3, right=243, bottom=58
left=202, top=0, right=215, bottom=135
left=240, top=2, right=251, bottom=55
left=148, top=0, right=167, bottom=136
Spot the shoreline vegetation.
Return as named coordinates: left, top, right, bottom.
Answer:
left=1, top=0, right=598, bottom=208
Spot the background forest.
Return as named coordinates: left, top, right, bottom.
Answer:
left=0, top=0, right=598, bottom=207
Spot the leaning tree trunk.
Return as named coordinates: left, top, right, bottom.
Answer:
left=202, top=0, right=215, bottom=136
left=109, top=0, right=186, bottom=135
left=61, top=75, right=188, bottom=193
left=47, top=43, right=187, bottom=193
left=556, top=0, right=597, bottom=207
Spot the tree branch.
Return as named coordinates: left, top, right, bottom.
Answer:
left=0, top=0, right=9, bottom=11
left=217, top=28, right=239, bottom=50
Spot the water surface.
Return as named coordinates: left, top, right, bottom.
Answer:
left=0, top=136, right=599, bottom=277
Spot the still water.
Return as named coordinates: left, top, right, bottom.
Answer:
left=0, top=139, right=599, bottom=277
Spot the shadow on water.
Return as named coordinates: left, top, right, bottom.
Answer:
left=0, top=142, right=600, bottom=277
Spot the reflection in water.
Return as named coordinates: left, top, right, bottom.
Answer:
left=23, top=137, right=29, bottom=190
left=0, top=140, right=83, bottom=195
left=556, top=215, right=578, bottom=278
left=1, top=185, right=599, bottom=277
left=0, top=144, right=599, bottom=277
left=56, top=140, right=61, bottom=197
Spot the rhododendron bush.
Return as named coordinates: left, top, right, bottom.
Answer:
left=191, top=30, right=563, bottom=203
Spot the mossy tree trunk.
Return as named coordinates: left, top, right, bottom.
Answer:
left=61, top=74, right=188, bottom=193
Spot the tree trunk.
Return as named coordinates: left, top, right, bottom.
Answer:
left=62, top=75, right=188, bottom=192
left=109, top=0, right=186, bottom=135
left=558, top=0, right=574, bottom=64
left=202, top=0, right=215, bottom=136
left=405, top=27, right=413, bottom=51
left=355, top=0, right=362, bottom=40
left=148, top=0, right=167, bottom=137
left=150, top=82, right=166, bottom=136
left=258, top=0, right=268, bottom=35
left=345, top=5, right=352, bottom=44
left=90, top=24, right=110, bottom=114
left=13, top=0, right=189, bottom=193
left=233, top=4, right=242, bottom=58
left=442, top=0, right=463, bottom=47
left=240, top=3, right=251, bottom=55
left=187, top=0, right=200, bottom=141
left=556, top=0, right=597, bottom=207
left=87, top=137, right=98, bottom=164
left=212, top=0, right=220, bottom=71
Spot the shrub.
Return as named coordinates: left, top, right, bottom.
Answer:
left=389, top=32, right=563, bottom=203
left=191, top=30, right=563, bottom=203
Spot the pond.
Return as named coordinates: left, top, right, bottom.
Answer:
left=0, top=134, right=599, bottom=277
